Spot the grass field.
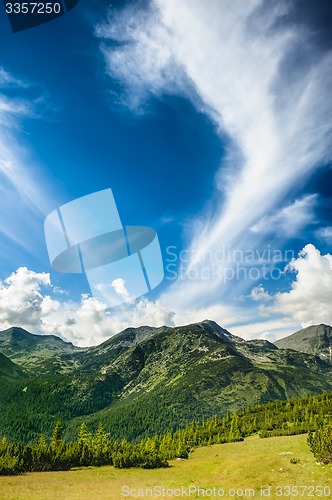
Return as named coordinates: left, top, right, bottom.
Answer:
left=0, top=434, right=331, bottom=499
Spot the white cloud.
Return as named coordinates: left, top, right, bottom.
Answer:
left=250, top=284, right=273, bottom=302
left=2, top=4, right=331, bottom=346
left=0, top=68, right=25, bottom=88
left=251, top=194, right=318, bottom=237
left=4, top=262, right=328, bottom=346
left=0, top=266, right=245, bottom=346
left=58, top=296, right=175, bottom=346
left=111, top=278, right=132, bottom=302
left=265, top=244, right=332, bottom=326
left=96, top=0, right=332, bottom=319
left=0, top=266, right=176, bottom=346
left=230, top=319, right=298, bottom=343
left=95, top=5, right=191, bottom=111
left=0, top=267, right=59, bottom=328
left=315, top=226, right=332, bottom=245
left=0, top=96, right=31, bottom=121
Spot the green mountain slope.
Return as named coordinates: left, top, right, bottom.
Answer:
left=1, top=320, right=332, bottom=443
left=0, top=352, right=25, bottom=379
left=0, top=326, right=84, bottom=373
left=275, top=324, right=332, bottom=361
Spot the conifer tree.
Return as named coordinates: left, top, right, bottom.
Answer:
left=50, top=422, right=63, bottom=450
left=228, top=414, right=242, bottom=442
left=77, top=422, right=93, bottom=466
left=92, top=423, right=110, bottom=466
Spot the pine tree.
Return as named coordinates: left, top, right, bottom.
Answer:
left=50, top=421, right=69, bottom=470
left=77, top=422, right=93, bottom=466
left=92, top=423, right=110, bottom=466
left=228, top=414, right=242, bottom=442
left=50, top=421, right=63, bottom=450
left=31, top=435, right=50, bottom=471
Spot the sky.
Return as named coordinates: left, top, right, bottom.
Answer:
left=0, top=0, right=331, bottom=346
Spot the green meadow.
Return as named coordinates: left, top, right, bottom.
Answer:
left=0, top=434, right=331, bottom=499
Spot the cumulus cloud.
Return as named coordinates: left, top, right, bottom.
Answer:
left=6, top=261, right=330, bottom=346
left=0, top=267, right=177, bottom=346
left=111, top=278, right=133, bottom=302
left=96, top=0, right=332, bottom=316
left=0, top=266, right=250, bottom=346
left=250, top=284, right=273, bottom=302
left=264, top=244, right=332, bottom=326
left=0, top=267, right=245, bottom=346
left=0, top=267, right=59, bottom=328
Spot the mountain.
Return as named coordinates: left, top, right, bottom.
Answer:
left=275, top=324, right=332, bottom=361
left=0, top=326, right=84, bottom=373
left=1, top=320, right=332, bottom=443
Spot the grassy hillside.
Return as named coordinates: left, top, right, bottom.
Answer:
left=0, top=434, right=331, bottom=499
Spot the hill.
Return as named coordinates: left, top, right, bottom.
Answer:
left=275, top=324, right=332, bottom=361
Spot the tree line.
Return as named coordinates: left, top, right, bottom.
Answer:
left=1, top=391, right=332, bottom=475
left=0, top=412, right=244, bottom=475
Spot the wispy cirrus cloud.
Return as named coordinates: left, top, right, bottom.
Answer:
left=0, top=67, right=27, bottom=88
left=96, top=0, right=332, bottom=325
left=250, top=194, right=318, bottom=237
left=0, top=67, right=55, bottom=261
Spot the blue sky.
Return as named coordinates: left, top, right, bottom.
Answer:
left=0, top=0, right=331, bottom=345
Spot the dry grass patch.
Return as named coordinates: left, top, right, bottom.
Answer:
left=0, top=434, right=331, bottom=499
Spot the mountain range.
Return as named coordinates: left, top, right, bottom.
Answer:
left=1, top=321, right=332, bottom=443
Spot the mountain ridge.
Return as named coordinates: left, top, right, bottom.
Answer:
left=3, top=320, right=331, bottom=355
left=0, top=326, right=84, bottom=372
left=275, top=324, right=332, bottom=360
